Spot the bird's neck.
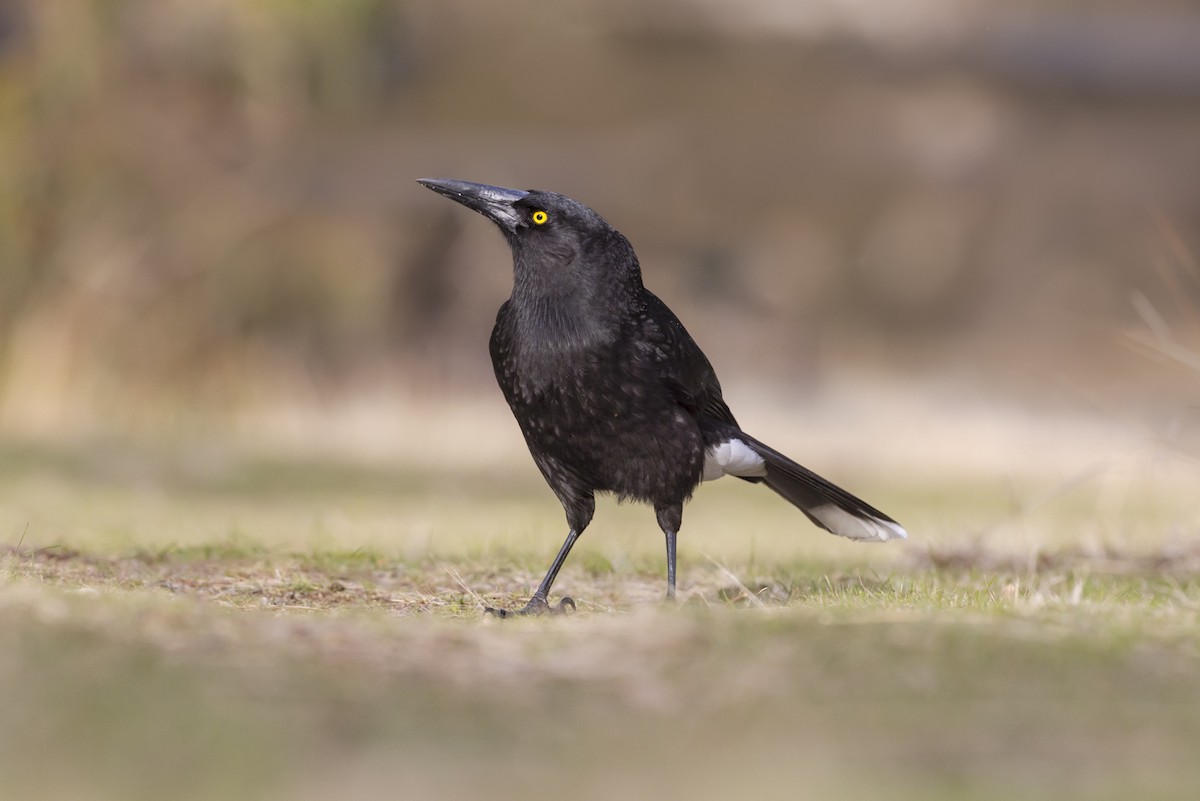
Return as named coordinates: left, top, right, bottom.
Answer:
left=507, top=234, right=643, bottom=362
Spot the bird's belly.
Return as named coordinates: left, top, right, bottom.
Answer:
left=515, top=391, right=704, bottom=503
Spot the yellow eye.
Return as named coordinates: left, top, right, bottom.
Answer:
left=531, top=210, right=548, bottom=225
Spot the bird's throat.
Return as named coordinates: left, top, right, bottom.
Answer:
left=511, top=290, right=616, bottom=359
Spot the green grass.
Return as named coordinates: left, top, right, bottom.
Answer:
left=2, top=439, right=1200, bottom=801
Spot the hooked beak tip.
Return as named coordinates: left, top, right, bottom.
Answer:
left=417, top=178, right=529, bottom=234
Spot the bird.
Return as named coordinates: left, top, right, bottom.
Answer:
left=416, top=178, right=906, bottom=615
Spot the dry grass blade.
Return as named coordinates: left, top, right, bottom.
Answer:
left=442, top=564, right=488, bottom=611
left=699, top=551, right=767, bottom=608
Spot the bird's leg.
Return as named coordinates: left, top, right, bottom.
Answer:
left=664, top=529, right=677, bottom=600
left=485, top=527, right=581, bottom=618
left=656, top=504, right=683, bottom=602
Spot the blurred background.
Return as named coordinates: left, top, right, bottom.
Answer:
left=1, top=0, right=1199, bottom=481
left=7, top=8, right=1200, bottom=799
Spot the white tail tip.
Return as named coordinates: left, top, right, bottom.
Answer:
left=809, top=504, right=908, bottom=542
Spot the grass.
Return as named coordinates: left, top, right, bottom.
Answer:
left=2, top=434, right=1200, bottom=801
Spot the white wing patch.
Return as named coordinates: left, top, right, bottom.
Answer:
left=809, top=503, right=908, bottom=542
left=702, top=438, right=768, bottom=482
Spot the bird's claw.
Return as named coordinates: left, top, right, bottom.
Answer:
left=550, top=596, right=576, bottom=614
left=485, top=595, right=576, bottom=618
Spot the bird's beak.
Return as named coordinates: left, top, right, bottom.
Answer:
left=417, top=178, right=529, bottom=235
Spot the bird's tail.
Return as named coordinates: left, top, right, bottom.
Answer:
left=740, top=434, right=907, bottom=542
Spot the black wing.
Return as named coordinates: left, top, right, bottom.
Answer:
left=637, top=291, right=739, bottom=432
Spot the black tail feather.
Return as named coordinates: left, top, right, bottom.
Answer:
left=739, top=433, right=906, bottom=542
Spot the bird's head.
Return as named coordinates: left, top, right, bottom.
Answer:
left=417, top=178, right=641, bottom=302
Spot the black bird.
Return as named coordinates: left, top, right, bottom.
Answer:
left=417, top=178, right=905, bottom=615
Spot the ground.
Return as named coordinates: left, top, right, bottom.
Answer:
left=1, top=408, right=1199, bottom=801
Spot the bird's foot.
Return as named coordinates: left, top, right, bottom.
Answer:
left=484, top=595, right=576, bottom=618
